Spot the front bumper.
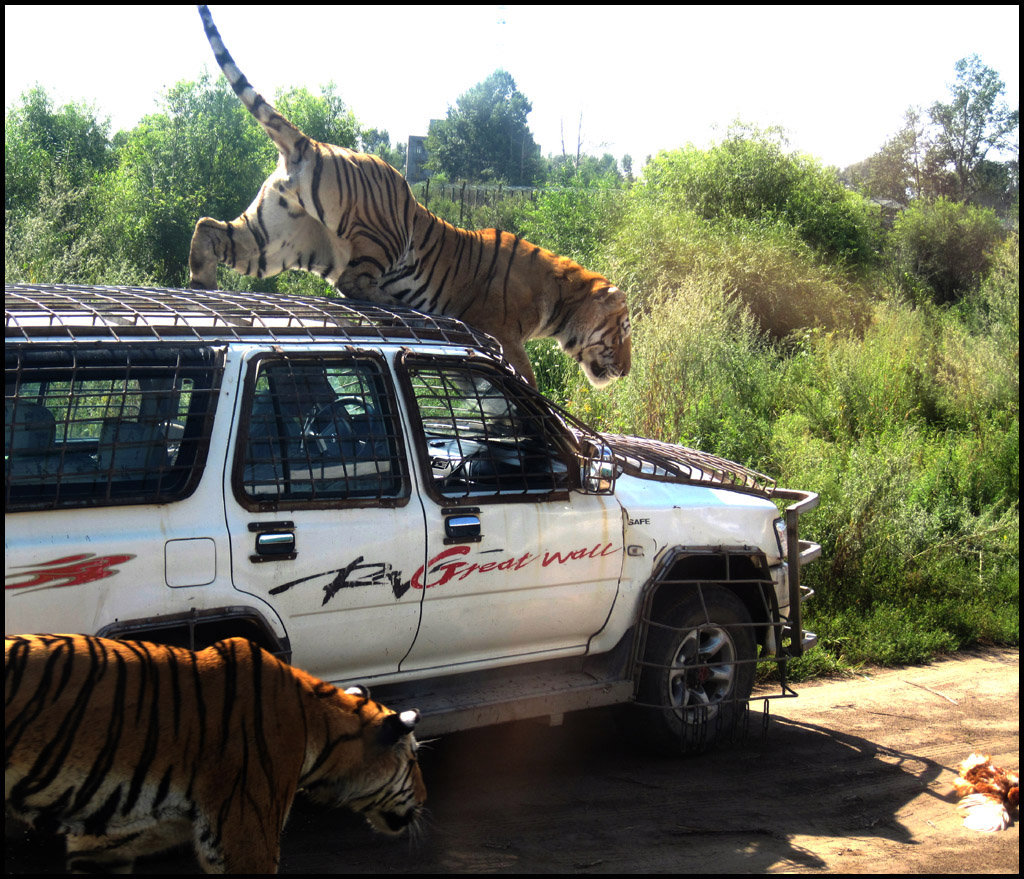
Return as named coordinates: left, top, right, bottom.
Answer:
left=773, top=488, right=821, bottom=657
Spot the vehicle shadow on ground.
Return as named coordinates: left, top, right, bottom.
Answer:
left=336, top=709, right=950, bottom=874
left=3, top=708, right=952, bottom=875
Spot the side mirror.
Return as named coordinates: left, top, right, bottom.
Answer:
left=581, top=441, right=617, bottom=493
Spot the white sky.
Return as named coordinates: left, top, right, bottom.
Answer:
left=5, top=4, right=1019, bottom=171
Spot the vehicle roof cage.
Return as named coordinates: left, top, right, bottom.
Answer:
left=602, top=433, right=776, bottom=498
left=4, top=283, right=504, bottom=357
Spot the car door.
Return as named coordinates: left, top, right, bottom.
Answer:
left=222, top=350, right=427, bottom=684
left=5, top=344, right=225, bottom=635
left=396, top=356, right=624, bottom=672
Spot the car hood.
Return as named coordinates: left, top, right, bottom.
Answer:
left=596, top=434, right=781, bottom=563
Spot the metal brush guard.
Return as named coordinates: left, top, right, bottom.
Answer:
left=630, top=547, right=802, bottom=753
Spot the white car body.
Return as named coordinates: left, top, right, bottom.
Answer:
left=5, top=284, right=819, bottom=746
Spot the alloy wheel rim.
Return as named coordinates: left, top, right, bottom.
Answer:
left=667, top=625, right=738, bottom=722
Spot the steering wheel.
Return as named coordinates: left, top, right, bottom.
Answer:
left=302, top=397, right=364, bottom=457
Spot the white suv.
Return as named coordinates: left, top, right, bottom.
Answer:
left=4, top=283, right=820, bottom=753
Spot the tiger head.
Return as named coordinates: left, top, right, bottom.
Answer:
left=560, top=284, right=632, bottom=388
left=303, top=684, right=426, bottom=836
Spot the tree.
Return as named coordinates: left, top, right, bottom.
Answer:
left=426, top=70, right=543, bottom=185
left=4, top=88, right=133, bottom=285
left=97, top=73, right=272, bottom=284
left=360, top=127, right=407, bottom=172
left=929, top=54, right=1018, bottom=201
left=845, top=57, right=1018, bottom=212
left=644, top=124, right=881, bottom=266
left=547, top=152, right=621, bottom=186
left=5, top=86, right=112, bottom=213
left=274, top=84, right=359, bottom=149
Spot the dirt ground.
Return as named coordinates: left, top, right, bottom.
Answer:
left=5, top=647, right=1018, bottom=874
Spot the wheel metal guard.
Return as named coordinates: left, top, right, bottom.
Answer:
left=631, top=557, right=801, bottom=751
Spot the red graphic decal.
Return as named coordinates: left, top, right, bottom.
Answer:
left=411, top=545, right=473, bottom=590
left=6, top=553, right=135, bottom=592
left=410, top=541, right=618, bottom=589
left=541, top=542, right=618, bottom=566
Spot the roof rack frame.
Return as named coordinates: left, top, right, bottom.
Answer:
left=5, top=283, right=503, bottom=357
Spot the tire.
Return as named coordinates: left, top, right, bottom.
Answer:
left=628, top=585, right=757, bottom=755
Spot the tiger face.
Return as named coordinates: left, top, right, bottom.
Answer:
left=565, top=287, right=633, bottom=388
left=303, top=685, right=426, bottom=837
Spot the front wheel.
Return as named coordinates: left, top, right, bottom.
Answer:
left=628, top=585, right=757, bottom=755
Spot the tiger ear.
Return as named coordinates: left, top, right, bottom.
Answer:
left=378, top=709, right=421, bottom=746
left=344, top=684, right=370, bottom=699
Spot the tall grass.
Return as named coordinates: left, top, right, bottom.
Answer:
left=601, top=193, right=872, bottom=340
left=525, top=180, right=1019, bottom=673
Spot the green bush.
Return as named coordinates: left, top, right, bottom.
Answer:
left=555, top=249, right=1018, bottom=672
left=640, top=126, right=882, bottom=267
left=564, top=277, right=778, bottom=469
left=974, top=226, right=1019, bottom=348
left=764, top=293, right=1018, bottom=671
left=604, top=193, right=872, bottom=340
left=517, top=174, right=625, bottom=268
left=887, top=197, right=1005, bottom=303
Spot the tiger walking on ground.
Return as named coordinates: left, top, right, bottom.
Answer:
left=4, top=634, right=425, bottom=874
left=189, top=5, right=631, bottom=389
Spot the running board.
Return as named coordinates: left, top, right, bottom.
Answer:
left=370, top=665, right=635, bottom=737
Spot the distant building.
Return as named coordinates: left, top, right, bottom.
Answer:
left=406, top=120, right=443, bottom=183
left=406, top=135, right=430, bottom=183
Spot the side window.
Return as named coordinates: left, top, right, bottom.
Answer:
left=404, top=360, right=571, bottom=500
left=4, top=346, right=221, bottom=510
left=237, top=356, right=406, bottom=504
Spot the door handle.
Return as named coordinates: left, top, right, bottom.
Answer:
left=249, top=520, right=296, bottom=562
left=443, top=507, right=481, bottom=543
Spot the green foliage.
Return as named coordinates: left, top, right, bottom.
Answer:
left=564, top=279, right=779, bottom=470
left=554, top=211, right=1018, bottom=671
left=547, top=153, right=622, bottom=186
left=929, top=54, right=1019, bottom=201
left=773, top=305, right=1018, bottom=664
left=5, top=86, right=113, bottom=213
left=5, top=167, right=151, bottom=286
left=467, top=191, right=532, bottom=238
left=275, top=84, right=359, bottom=149
left=526, top=339, right=579, bottom=406
left=642, top=125, right=883, bottom=267
left=518, top=171, right=625, bottom=268
left=426, top=70, right=544, bottom=185
left=604, top=191, right=872, bottom=340
left=974, top=228, right=1020, bottom=351
left=887, top=197, right=1004, bottom=303
left=4, top=89, right=148, bottom=286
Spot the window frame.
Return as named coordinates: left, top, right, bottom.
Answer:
left=397, top=352, right=580, bottom=505
left=230, top=351, right=411, bottom=512
left=4, top=344, right=223, bottom=511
